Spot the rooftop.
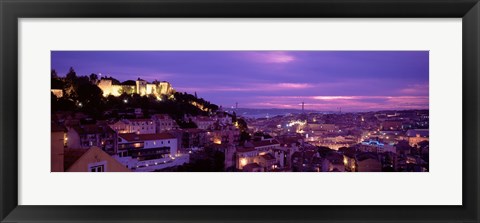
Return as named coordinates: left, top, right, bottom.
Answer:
left=260, top=153, right=276, bottom=161
left=119, top=133, right=176, bottom=141
left=251, top=139, right=280, bottom=148
left=236, top=147, right=257, bottom=153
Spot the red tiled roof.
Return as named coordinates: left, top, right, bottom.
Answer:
left=119, top=133, right=175, bottom=141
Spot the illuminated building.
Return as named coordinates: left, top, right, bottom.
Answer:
left=406, top=129, right=429, bottom=147
left=97, top=77, right=173, bottom=98
left=51, top=89, right=63, bottom=98
left=235, top=147, right=258, bottom=170
left=109, top=119, right=156, bottom=134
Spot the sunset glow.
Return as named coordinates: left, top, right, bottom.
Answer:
left=51, top=51, right=428, bottom=112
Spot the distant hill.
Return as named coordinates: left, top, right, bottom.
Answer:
left=223, top=108, right=322, bottom=119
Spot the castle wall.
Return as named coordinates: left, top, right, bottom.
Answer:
left=98, top=80, right=113, bottom=97
left=136, top=80, right=147, bottom=96
left=98, top=79, right=173, bottom=98
left=159, top=82, right=172, bottom=95
left=111, top=86, right=123, bottom=96
left=146, top=84, right=157, bottom=95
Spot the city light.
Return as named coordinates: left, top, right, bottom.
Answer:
left=240, top=158, right=247, bottom=167
left=51, top=51, right=429, bottom=173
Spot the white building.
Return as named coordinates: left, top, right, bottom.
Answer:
left=115, top=133, right=188, bottom=171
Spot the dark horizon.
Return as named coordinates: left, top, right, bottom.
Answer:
left=51, top=51, right=429, bottom=112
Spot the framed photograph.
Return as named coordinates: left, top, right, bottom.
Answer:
left=1, top=0, right=479, bottom=222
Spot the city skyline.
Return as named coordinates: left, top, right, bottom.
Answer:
left=51, top=51, right=429, bottom=112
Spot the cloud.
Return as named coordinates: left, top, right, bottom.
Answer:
left=175, top=82, right=314, bottom=93
left=313, top=96, right=356, bottom=100
left=245, top=51, right=295, bottom=64
left=398, top=84, right=429, bottom=95
left=246, top=95, right=428, bottom=111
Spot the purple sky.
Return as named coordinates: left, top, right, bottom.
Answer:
left=51, top=51, right=429, bottom=112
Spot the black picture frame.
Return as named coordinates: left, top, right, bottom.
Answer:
left=1, top=0, right=479, bottom=222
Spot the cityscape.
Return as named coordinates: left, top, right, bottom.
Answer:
left=51, top=51, right=429, bottom=172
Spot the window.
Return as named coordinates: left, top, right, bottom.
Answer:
left=90, top=165, right=105, bottom=172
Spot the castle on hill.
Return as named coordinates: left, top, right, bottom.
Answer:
left=97, top=77, right=173, bottom=99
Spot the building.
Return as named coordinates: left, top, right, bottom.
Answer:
left=356, top=153, right=382, bottom=172
left=97, top=78, right=173, bottom=98
left=191, top=116, right=215, bottom=130
left=97, top=78, right=134, bottom=97
left=242, top=163, right=264, bottom=172
left=406, top=129, right=429, bottom=147
left=181, top=128, right=208, bottom=149
left=51, top=89, right=63, bottom=98
left=250, top=139, right=280, bottom=154
left=66, top=122, right=117, bottom=154
left=208, top=127, right=240, bottom=145
left=322, top=152, right=345, bottom=172
left=318, top=135, right=358, bottom=150
left=359, top=140, right=396, bottom=153
left=109, top=119, right=156, bottom=134
left=307, top=123, right=338, bottom=132
left=152, top=114, right=177, bottom=132
left=51, top=123, right=67, bottom=172
left=213, top=112, right=232, bottom=125
left=257, top=153, right=277, bottom=171
left=343, top=151, right=382, bottom=172
left=236, top=147, right=259, bottom=170
left=382, top=120, right=404, bottom=130
left=115, top=133, right=188, bottom=171
left=208, top=143, right=237, bottom=170
left=64, top=147, right=130, bottom=172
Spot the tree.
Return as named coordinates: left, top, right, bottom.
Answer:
left=89, top=73, right=98, bottom=83
left=118, top=86, right=134, bottom=95
left=51, top=69, right=58, bottom=79
left=51, top=79, right=64, bottom=90
left=66, top=67, right=77, bottom=81
left=76, top=82, right=103, bottom=105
